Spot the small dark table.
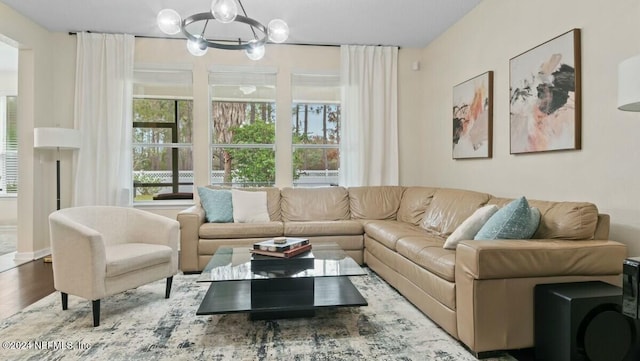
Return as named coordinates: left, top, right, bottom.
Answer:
left=196, top=243, right=368, bottom=320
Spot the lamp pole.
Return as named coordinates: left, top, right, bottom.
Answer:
left=56, top=147, right=61, bottom=210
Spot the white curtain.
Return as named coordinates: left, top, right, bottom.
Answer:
left=339, top=45, right=399, bottom=187
left=72, top=32, right=134, bottom=206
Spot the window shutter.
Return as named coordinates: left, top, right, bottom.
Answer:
left=4, top=96, right=18, bottom=194
left=292, top=73, right=341, bottom=103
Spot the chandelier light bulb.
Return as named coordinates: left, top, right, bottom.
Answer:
left=157, top=9, right=182, bottom=35
left=245, top=40, right=265, bottom=60
left=187, top=36, right=208, bottom=56
left=267, top=19, right=289, bottom=43
left=211, top=0, right=238, bottom=24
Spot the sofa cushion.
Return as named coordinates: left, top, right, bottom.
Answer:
left=231, top=189, right=270, bottom=223
left=421, top=188, right=491, bottom=236
left=208, top=186, right=282, bottom=221
left=281, top=187, right=350, bottom=221
left=364, top=220, right=429, bottom=251
left=348, top=186, right=404, bottom=220
left=532, top=201, right=598, bottom=240
left=199, top=221, right=283, bottom=239
left=488, top=197, right=600, bottom=240
left=396, top=236, right=456, bottom=282
left=284, top=220, right=363, bottom=237
left=397, top=187, right=437, bottom=226
left=475, top=197, right=540, bottom=240
left=197, top=187, right=233, bottom=223
left=443, top=205, right=499, bottom=249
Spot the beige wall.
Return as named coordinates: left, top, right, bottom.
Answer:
left=405, top=0, right=640, bottom=255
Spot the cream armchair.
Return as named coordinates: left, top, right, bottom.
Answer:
left=49, top=206, right=179, bottom=327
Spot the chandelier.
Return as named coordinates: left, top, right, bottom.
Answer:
left=156, top=0, right=290, bottom=60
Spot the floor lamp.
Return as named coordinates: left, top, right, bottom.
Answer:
left=34, top=127, right=81, bottom=262
left=34, top=127, right=81, bottom=210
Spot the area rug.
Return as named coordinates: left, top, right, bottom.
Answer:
left=0, top=270, right=516, bottom=361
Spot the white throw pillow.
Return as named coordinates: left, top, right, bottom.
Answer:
left=231, top=189, right=270, bottom=223
left=443, top=205, right=499, bottom=250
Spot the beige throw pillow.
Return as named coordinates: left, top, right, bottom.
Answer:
left=443, top=204, right=499, bottom=250
left=231, top=189, right=270, bottom=223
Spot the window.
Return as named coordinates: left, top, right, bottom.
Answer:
left=0, top=96, right=17, bottom=195
left=132, top=69, right=193, bottom=201
left=209, top=69, right=276, bottom=186
left=291, top=74, right=341, bottom=186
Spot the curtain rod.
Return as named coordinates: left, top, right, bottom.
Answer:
left=68, top=31, right=341, bottom=48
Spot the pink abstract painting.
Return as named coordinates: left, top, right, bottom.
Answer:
left=453, top=71, right=493, bottom=159
left=509, top=29, right=581, bottom=154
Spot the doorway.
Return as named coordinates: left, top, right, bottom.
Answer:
left=0, top=36, right=19, bottom=269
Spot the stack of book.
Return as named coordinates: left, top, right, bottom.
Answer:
left=251, top=237, right=311, bottom=258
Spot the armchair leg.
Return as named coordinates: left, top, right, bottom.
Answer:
left=61, top=292, right=68, bottom=310
left=165, top=276, right=173, bottom=299
left=92, top=300, right=100, bottom=327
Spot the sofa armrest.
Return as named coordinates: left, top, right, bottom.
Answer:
left=177, top=205, right=205, bottom=272
left=455, top=239, right=627, bottom=353
left=456, top=239, right=627, bottom=280
left=49, top=213, right=108, bottom=300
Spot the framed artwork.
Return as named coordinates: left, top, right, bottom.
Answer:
left=452, top=71, right=493, bottom=159
left=509, top=28, right=581, bottom=154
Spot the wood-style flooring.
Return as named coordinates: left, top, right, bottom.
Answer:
left=0, top=259, right=54, bottom=320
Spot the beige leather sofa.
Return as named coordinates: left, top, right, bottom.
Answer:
left=177, top=186, right=626, bottom=357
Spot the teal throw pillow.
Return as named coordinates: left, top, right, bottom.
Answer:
left=198, top=187, right=233, bottom=223
left=474, top=197, right=540, bottom=240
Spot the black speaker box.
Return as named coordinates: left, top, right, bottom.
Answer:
left=535, top=281, right=640, bottom=361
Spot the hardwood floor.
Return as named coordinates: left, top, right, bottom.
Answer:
left=0, top=258, right=55, bottom=320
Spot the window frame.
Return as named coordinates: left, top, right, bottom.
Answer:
left=132, top=96, right=194, bottom=201
left=291, top=73, right=341, bottom=187
left=209, top=69, right=278, bottom=187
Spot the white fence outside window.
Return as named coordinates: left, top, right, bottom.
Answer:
left=133, top=170, right=339, bottom=195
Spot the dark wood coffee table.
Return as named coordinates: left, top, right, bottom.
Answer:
left=196, top=243, right=368, bottom=320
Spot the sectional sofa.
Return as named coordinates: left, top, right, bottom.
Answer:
left=177, top=185, right=626, bottom=357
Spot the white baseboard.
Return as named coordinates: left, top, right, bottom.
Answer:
left=14, top=248, right=50, bottom=261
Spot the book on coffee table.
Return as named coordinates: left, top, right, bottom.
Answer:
left=251, top=247, right=315, bottom=271
left=251, top=243, right=312, bottom=258
left=253, top=237, right=309, bottom=253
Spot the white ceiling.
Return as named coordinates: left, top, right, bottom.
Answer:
left=0, top=0, right=482, bottom=48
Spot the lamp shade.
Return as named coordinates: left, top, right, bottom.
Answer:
left=33, top=127, right=81, bottom=149
left=618, top=55, right=640, bottom=112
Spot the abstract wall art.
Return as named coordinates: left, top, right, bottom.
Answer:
left=452, top=71, right=493, bottom=159
left=509, top=29, right=581, bottom=154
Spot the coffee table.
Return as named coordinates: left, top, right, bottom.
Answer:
left=196, top=243, right=368, bottom=320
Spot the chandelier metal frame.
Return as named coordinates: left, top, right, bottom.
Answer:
left=181, top=13, right=267, bottom=51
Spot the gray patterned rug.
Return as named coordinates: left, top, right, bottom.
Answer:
left=0, top=270, right=516, bottom=361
